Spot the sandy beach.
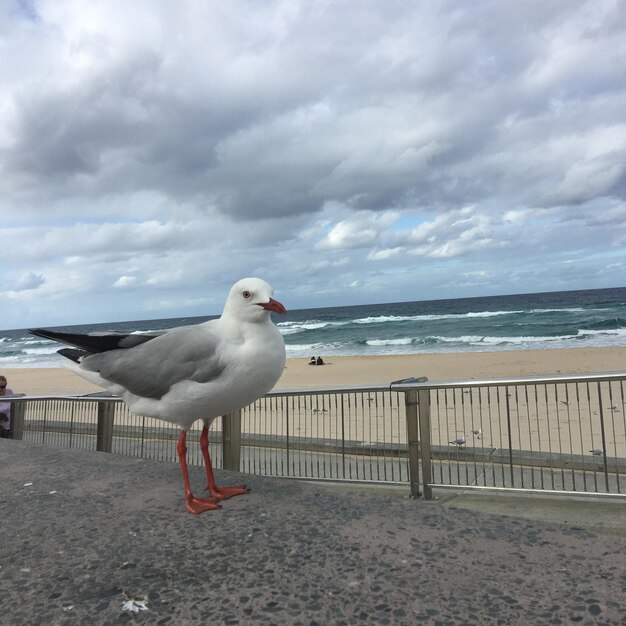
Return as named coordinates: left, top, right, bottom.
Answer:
left=3, top=346, right=625, bottom=396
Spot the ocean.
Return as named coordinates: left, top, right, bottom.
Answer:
left=1, top=287, right=625, bottom=368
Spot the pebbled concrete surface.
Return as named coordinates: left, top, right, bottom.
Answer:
left=1, top=439, right=625, bottom=625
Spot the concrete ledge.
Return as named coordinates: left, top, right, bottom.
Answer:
left=2, top=439, right=625, bottom=624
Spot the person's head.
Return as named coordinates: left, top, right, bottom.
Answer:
left=0, top=375, right=6, bottom=395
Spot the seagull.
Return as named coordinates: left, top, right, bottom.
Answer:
left=30, top=277, right=287, bottom=514
left=449, top=433, right=467, bottom=447
left=589, top=448, right=605, bottom=456
left=471, top=428, right=482, bottom=439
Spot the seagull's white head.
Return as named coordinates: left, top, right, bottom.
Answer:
left=223, top=277, right=287, bottom=322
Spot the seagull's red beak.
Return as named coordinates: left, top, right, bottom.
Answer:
left=259, top=298, right=287, bottom=314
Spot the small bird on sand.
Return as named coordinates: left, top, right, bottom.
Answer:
left=449, top=434, right=467, bottom=447
left=471, top=428, right=482, bottom=439
left=589, top=448, right=605, bottom=456
left=30, top=277, right=287, bottom=514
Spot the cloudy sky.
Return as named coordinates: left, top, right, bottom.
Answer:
left=2, top=0, right=625, bottom=329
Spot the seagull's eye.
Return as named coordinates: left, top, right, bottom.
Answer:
left=242, top=290, right=251, bottom=299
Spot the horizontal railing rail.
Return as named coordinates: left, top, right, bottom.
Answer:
left=4, top=371, right=626, bottom=499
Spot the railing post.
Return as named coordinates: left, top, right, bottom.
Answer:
left=96, top=401, right=115, bottom=452
left=10, top=400, right=26, bottom=440
left=417, top=389, right=433, bottom=500
left=222, top=410, right=242, bottom=471
left=405, top=390, right=421, bottom=498
left=597, top=382, right=610, bottom=493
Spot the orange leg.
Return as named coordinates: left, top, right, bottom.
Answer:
left=176, top=429, right=221, bottom=514
left=200, top=423, right=250, bottom=500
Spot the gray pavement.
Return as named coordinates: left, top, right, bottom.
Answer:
left=1, top=439, right=625, bottom=625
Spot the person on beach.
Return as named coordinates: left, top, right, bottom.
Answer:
left=0, top=375, right=14, bottom=434
left=316, top=356, right=325, bottom=365
left=309, top=357, right=317, bottom=365
left=0, top=413, right=9, bottom=438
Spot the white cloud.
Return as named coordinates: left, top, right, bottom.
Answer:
left=113, top=275, right=138, bottom=288
left=317, top=211, right=399, bottom=250
left=368, top=247, right=403, bottom=261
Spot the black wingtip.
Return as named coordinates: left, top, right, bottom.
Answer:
left=29, top=327, right=162, bottom=354
left=58, top=348, right=89, bottom=363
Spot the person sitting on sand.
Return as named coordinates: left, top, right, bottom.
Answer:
left=316, top=356, right=325, bottom=365
left=309, top=357, right=317, bottom=365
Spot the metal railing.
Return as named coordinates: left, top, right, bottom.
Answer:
left=392, top=372, right=626, bottom=499
left=5, top=371, right=626, bottom=499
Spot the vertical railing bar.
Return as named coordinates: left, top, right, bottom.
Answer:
left=265, top=397, right=271, bottom=476
left=346, top=392, right=354, bottom=480
left=522, top=384, right=535, bottom=490
left=462, top=388, right=469, bottom=486
left=372, top=390, right=379, bottom=481
left=304, top=394, right=310, bottom=478
left=140, top=415, right=145, bottom=459
left=313, top=393, right=318, bottom=479
left=505, top=386, right=514, bottom=488
left=285, top=394, right=290, bottom=477
left=42, top=399, right=49, bottom=445
left=487, top=387, right=495, bottom=488
left=587, top=382, right=599, bottom=493
left=514, top=386, right=523, bottom=489
left=563, top=384, right=575, bottom=491
left=564, top=384, right=576, bottom=491
left=477, top=388, right=486, bottom=486
left=363, top=390, right=370, bottom=481
left=597, top=381, right=610, bottom=493
left=470, top=387, right=480, bottom=486
left=265, top=396, right=272, bottom=476
left=338, top=392, right=344, bottom=480
left=268, top=396, right=273, bottom=475
left=296, top=394, right=302, bottom=478
left=554, top=384, right=566, bottom=491
left=341, top=393, right=346, bottom=479
left=607, top=382, right=620, bottom=493
left=496, top=387, right=505, bottom=487
left=383, top=391, right=390, bottom=482
left=442, top=389, right=449, bottom=485
left=434, top=389, right=442, bottom=484
left=454, top=387, right=461, bottom=486
left=278, top=395, right=283, bottom=475
left=574, top=383, right=587, bottom=492
left=440, top=389, right=447, bottom=485
left=531, top=385, right=544, bottom=490
left=616, top=380, right=626, bottom=493
left=376, top=391, right=382, bottom=482
left=543, top=383, right=554, bottom=490
left=68, top=400, right=75, bottom=449
left=321, top=393, right=326, bottom=479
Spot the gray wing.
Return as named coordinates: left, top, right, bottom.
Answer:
left=80, top=324, right=226, bottom=400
